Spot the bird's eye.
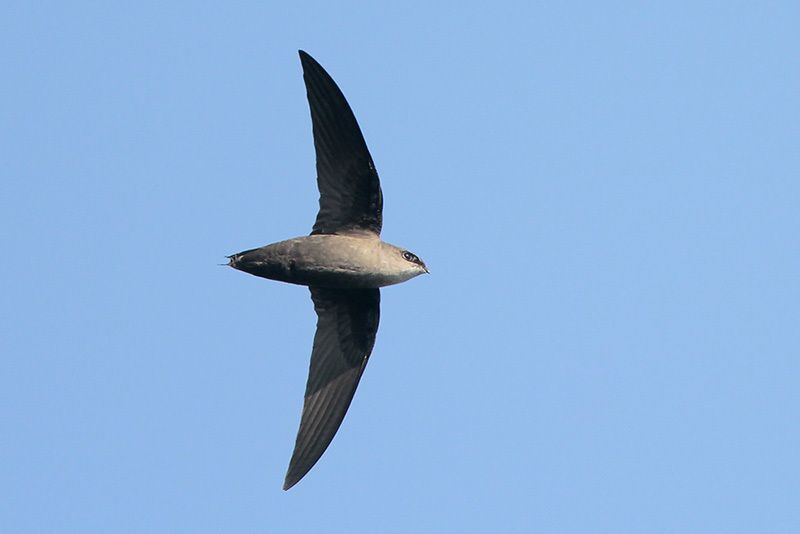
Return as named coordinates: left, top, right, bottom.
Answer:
left=402, top=251, right=417, bottom=263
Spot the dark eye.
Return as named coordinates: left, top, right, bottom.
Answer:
left=402, top=251, right=418, bottom=263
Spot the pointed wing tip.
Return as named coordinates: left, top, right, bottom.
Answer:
left=298, top=49, right=315, bottom=66
left=283, top=465, right=308, bottom=491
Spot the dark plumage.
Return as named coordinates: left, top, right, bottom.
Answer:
left=227, top=51, right=427, bottom=490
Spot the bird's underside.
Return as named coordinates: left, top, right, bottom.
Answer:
left=228, top=234, right=423, bottom=289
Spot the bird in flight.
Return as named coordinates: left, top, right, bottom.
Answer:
left=228, top=50, right=428, bottom=490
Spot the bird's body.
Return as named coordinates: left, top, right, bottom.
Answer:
left=227, top=50, right=426, bottom=490
left=230, top=234, right=424, bottom=289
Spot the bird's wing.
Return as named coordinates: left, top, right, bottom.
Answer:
left=299, top=50, right=383, bottom=237
left=283, top=286, right=381, bottom=490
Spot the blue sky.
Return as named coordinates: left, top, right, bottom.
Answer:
left=2, top=1, right=799, bottom=532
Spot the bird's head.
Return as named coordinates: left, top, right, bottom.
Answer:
left=399, top=249, right=429, bottom=275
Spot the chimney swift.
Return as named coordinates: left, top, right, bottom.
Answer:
left=228, top=50, right=428, bottom=490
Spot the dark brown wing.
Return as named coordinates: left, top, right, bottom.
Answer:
left=299, top=50, right=383, bottom=236
left=283, top=286, right=381, bottom=490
